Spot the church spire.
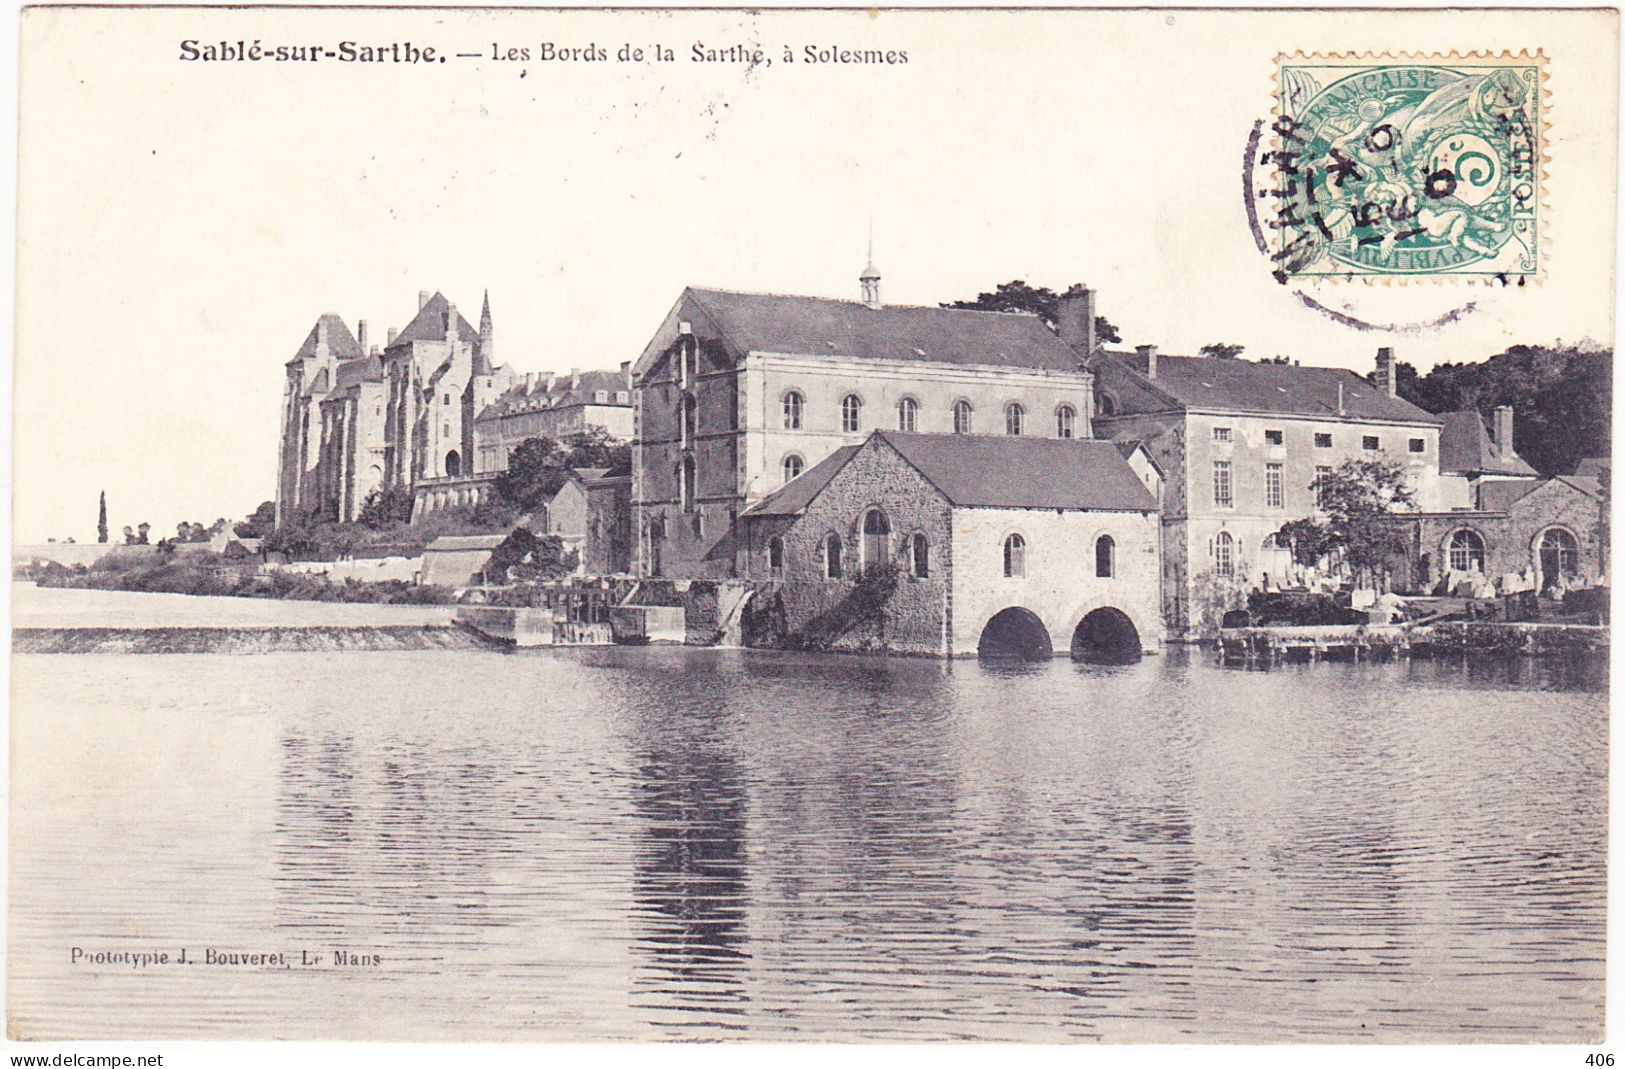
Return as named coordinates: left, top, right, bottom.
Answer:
left=859, top=224, right=882, bottom=309
left=478, top=289, right=494, bottom=370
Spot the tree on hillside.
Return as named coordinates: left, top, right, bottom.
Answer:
left=1274, top=458, right=1416, bottom=585
left=1383, top=344, right=1611, bottom=476
left=943, top=280, right=1122, bottom=344
left=1199, top=342, right=1246, bottom=360
left=494, top=432, right=632, bottom=513
left=235, top=501, right=276, bottom=539
left=97, top=491, right=108, bottom=544
left=357, top=487, right=414, bottom=529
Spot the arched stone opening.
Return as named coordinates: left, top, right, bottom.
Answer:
left=977, top=607, right=1053, bottom=661
left=1071, top=607, right=1142, bottom=664
left=444, top=450, right=461, bottom=477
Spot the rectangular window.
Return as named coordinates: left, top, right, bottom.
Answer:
left=1212, top=427, right=1232, bottom=443
left=1265, top=429, right=1284, bottom=446
left=1363, top=435, right=1380, bottom=451
left=1409, top=437, right=1425, bottom=453
left=1315, top=465, right=1332, bottom=508
left=1266, top=463, right=1284, bottom=509
left=1314, top=432, right=1333, bottom=448
left=1212, top=460, right=1233, bottom=508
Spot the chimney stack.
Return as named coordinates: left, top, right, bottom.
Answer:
left=356, top=320, right=368, bottom=356
left=445, top=304, right=459, bottom=343
left=418, top=290, right=432, bottom=310
left=386, top=327, right=398, bottom=346
left=1056, top=286, right=1097, bottom=357
left=620, top=360, right=632, bottom=388
left=542, top=371, right=555, bottom=393
left=1375, top=345, right=1397, bottom=398
left=570, top=368, right=581, bottom=391
left=524, top=372, right=536, bottom=392
left=1494, top=405, right=1515, bottom=457
left=314, top=317, right=330, bottom=360
left=1136, top=344, right=1159, bottom=379
left=1337, top=382, right=1346, bottom=417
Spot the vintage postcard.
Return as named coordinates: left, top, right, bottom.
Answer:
left=8, top=3, right=1616, bottom=1054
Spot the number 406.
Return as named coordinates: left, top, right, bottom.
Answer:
left=1586, top=1055, right=1614, bottom=1066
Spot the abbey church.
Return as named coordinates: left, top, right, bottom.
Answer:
left=277, top=290, right=518, bottom=524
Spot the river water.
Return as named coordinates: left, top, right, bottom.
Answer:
left=7, top=587, right=1608, bottom=1042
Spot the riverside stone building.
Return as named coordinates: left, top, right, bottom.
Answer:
left=1089, top=345, right=1447, bottom=634
left=739, top=431, right=1162, bottom=659
left=630, top=265, right=1102, bottom=579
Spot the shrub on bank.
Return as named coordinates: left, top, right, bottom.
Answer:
left=34, top=559, right=457, bottom=606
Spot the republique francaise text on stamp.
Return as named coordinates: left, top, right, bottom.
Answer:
left=1265, top=53, right=1544, bottom=281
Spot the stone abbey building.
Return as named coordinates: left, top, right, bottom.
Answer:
left=276, top=289, right=631, bottom=525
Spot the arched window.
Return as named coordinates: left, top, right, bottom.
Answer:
left=953, top=400, right=974, bottom=435
left=1095, top=534, right=1115, bottom=578
left=1215, top=531, right=1234, bottom=577
left=1539, top=527, right=1580, bottom=586
left=824, top=533, right=843, bottom=579
left=897, top=397, right=918, bottom=432
left=910, top=532, right=930, bottom=578
left=768, top=536, right=784, bottom=575
left=861, top=509, right=891, bottom=575
left=680, top=393, right=697, bottom=447
left=1448, top=529, right=1485, bottom=573
left=782, top=390, right=804, bottom=430
left=781, top=453, right=805, bottom=484
left=1096, top=392, right=1118, bottom=417
left=1005, top=402, right=1026, bottom=436
left=841, top=394, right=863, bottom=433
left=1056, top=404, right=1076, bottom=439
left=679, top=456, right=697, bottom=513
left=1003, top=533, right=1026, bottom=578
left=444, top=450, right=461, bottom=477
left=443, top=393, right=452, bottom=406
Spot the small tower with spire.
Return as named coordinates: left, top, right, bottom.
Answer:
left=478, top=289, right=494, bottom=365
left=859, top=228, right=882, bottom=309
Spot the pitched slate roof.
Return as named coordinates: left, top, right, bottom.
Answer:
left=478, top=369, right=630, bottom=420
left=879, top=431, right=1157, bottom=511
left=743, top=432, right=1157, bottom=517
left=290, top=314, right=363, bottom=363
left=685, top=287, right=1084, bottom=371
left=1439, top=409, right=1539, bottom=476
left=389, top=292, right=480, bottom=350
left=1476, top=479, right=1539, bottom=512
left=334, top=355, right=384, bottom=389
left=424, top=534, right=507, bottom=551
left=742, top=445, right=863, bottom=517
left=1573, top=457, right=1610, bottom=479
left=1102, top=351, right=1441, bottom=424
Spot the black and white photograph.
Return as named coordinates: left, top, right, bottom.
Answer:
left=6, top=4, right=1618, bottom=1062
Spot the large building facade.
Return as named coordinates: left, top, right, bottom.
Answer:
left=277, top=289, right=632, bottom=526
left=1090, top=345, right=1448, bottom=634
left=630, top=272, right=1101, bottom=579
left=738, top=431, right=1162, bottom=658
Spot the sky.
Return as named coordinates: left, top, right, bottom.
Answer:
left=15, top=6, right=1618, bottom=542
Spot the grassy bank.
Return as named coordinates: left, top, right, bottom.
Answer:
left=24, top=552, right=457, bottom=606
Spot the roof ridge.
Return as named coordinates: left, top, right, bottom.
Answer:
left=684, top=285, right=1045, bottom=319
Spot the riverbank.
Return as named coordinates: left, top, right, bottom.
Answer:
left=12, top=582, right=460, bottom=630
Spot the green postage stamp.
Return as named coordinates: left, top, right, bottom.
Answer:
left=1266, top=53, right=1543, bottom=280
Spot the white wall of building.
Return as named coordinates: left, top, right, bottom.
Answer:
left=949, top=505, right=1162, bottom=656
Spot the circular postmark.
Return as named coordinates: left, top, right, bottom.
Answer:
left=1243, top=55, right=1544, bottom=332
